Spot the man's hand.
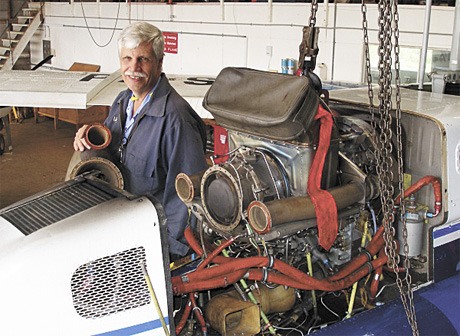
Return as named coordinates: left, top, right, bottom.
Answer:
left=73, top=125, right=91, bottom=151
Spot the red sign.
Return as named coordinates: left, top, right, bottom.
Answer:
left=163, top=32, right=178, bottom=54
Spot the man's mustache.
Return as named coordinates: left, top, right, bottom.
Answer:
left=124, top=71, right=147, bottom=78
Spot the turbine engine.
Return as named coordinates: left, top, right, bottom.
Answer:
left=174, top=67, right=386, bottom=335
left=177, top=68, right=378, bottom=265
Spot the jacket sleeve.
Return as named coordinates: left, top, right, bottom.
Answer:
left=161, top=115, right=208, bottom=256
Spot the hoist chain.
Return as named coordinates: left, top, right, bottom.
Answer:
left=361, top=3, right=374, bottom=107
left=361, top=1, right=419, bottom=335
left=298, top=0, right=320, bottom=75
left=309, top=0, right=319, bottom=27
left=393, top=3, right=419, bottom=332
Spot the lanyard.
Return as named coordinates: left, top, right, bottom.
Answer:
left=122, top=92, right=152, bottom=145
left=118, top=77, right=162, bottom=163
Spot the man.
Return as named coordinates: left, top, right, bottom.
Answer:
left=73, top=22, right=208, bottom=260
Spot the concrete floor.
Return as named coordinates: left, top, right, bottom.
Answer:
left=0, top=116, right=76, bottom=209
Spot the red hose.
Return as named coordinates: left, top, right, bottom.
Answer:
left=175, top=299, right=192, bottom=335
left=369, top=248, right=385, bottom=301
left=395, top=175, right=442, bottom=217
left=184, top=226, right=229, bottom=264
left=172, top=253, right=361, bottom=291
left=247, top=256, right=387, bottom=292
left=196, top=235, right=236, bottom=270
left=182, top=225, right=385, bottom=285
left=172, top=248, right=388, bottom=294
left=175, top=228, right=236, bottom=333
left=173, top=253, right=332, bottom=290
left=175, top=293, right=209, bottom=335
left=190, top=294, right=207, bottom=334
left=178, top=223, right=387, bottom=296
left=173, top=269, right=248, bottom=295
left=172, top=257, right=266, bottom=286
left=172, top=253, right=388, bottom=294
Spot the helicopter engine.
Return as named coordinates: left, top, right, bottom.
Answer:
left=173, top=67, right=389, bottom=335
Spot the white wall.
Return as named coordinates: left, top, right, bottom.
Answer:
left=32, top=2, right=456, bottom=83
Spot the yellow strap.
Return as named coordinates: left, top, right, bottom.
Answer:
left=141, top=263, right=170, bottom=336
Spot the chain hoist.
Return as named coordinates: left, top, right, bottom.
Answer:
left=308, top=0, right=319, bottom=27
left=297, top=0, right=320, bottom=87
left=361, top=1, right=419, bottom=335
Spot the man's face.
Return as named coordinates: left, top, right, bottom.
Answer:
left=120, top=41, right=163, bottom=98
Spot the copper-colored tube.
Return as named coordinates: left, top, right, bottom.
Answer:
left=84, top=122, right=112, bottom=150
left=248, top=182, right=365, bottom=234
left=175, top=170, right=206, bottom=203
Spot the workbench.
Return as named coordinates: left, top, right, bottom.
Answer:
left=34, top=105, right=109, bottom=130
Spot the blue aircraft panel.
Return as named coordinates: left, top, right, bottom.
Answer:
left=313, top=272, right=459, bottom=336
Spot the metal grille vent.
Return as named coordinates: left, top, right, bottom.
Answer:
left=0, top=181, right=115, bottom=235
left=71, top=246, right=151, bottom=319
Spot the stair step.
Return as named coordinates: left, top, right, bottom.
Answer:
left=17, top=16, right=33, bottom=20
left=12, top=23, right=29, bottom=29
left=0, top=55, right=8, bottom=60
left=2, top=39, right=19, bottom=47
left=0, top=47, right=12, bottom=54
left=8, top=31, right=25, bottom=36
left=28, top=2, right=42, bottom=9
left=16, top=16, right=33, bottom=24
left=22, top=8, right=38, bottom=17
left=22, top=8, right=39, bottom=15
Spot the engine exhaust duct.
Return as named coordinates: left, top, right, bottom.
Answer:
left=175, top=170, right=207, bottom=204
left=248, top=182, right=365, bottom=234
left=66, top=123, right=124, bottom=189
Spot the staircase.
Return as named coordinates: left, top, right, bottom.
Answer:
left=0, top=2, right=42, bottom=71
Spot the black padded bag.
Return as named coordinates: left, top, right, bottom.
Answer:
left=203, top=67, right=319, bottom=141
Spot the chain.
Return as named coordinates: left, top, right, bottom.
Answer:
left=361, top=1, right=419, bottom=335
left=361, top=2, right=374, bottom=110
left=393, top=2, right=419, bottom=334
left=309, top=0, right=319, bottom=27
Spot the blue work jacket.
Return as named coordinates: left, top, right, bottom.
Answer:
left=104, top=73, right=207, bottom=256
